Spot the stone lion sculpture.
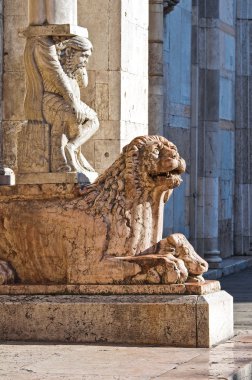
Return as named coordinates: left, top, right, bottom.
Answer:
left=0, top=135, right=208, bottom=285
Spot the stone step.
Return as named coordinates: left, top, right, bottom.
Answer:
left=204, top=256, right=252, bottom=280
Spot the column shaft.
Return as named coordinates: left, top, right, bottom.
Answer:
left=149, top=0, right=164, bottom=135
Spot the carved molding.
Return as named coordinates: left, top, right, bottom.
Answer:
left=163, top=0, right=180, bottom=14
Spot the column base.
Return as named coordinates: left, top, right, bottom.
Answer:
left=205, top=250, right=223, bottom=269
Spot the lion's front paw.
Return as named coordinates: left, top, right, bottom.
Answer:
left=0, top=260, right=15, bottom=284
left=130, top=255, right=188, bottom=285
left=160, top=255, right=188, bottom=284
left=187, top=274, right=205, bottom=283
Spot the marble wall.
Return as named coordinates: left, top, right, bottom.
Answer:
left=235, top=0, right=252, bottom=254
left=163, top=0, right=192, bottom=239
left=77, top=0, right=148, bottom=172
left=162, top=0, right=245, bottom=264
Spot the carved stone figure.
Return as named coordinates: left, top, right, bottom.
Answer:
left=24, top=35, right=99, bottom=175
left=0, top=136, right=208, bottom=285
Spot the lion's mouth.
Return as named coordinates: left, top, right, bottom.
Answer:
left=150, top=169, right=182, bottom=180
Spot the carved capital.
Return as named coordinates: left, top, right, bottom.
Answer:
left=163, top=0, right=180, bottom=14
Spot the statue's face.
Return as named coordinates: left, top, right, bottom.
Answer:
left=72, top=49, right=92, bottom=71
left=70, top=48, right=92, bottom=88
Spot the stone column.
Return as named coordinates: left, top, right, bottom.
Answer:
left=149, top=0, right=164, bottom=135
left=190, top=0, right=223, bottom=268
left=148, top=0, right=180, bottom=136
left=235, top=0, right=252, bottom=255
left=29, top=0, right=77, bottom=25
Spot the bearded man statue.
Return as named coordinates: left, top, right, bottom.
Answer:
left=24, top=35, right=99, bottom=177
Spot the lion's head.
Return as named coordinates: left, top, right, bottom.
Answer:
left=81, top=135, right=186, bottom=216
left=123, top=136, right=186, bottom=196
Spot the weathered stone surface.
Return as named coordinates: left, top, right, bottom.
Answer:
left=0, top=136, right=208, bottom=286
left=2, top=121, right=20, bottom=171
left=197, top=290, right=233, bottom=347
left=0, top=183, right=79, bottom=201
left=0, top=294, right=198, bottom=346
left=0, top=291, right=232, bottom=347
left=16, top=172, right=90, bottom=185
left=17, top=121, right=50, bottom=173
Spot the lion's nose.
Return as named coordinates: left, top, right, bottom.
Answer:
left=200, top=261, right=208, bottom=272
left=177, top=158, right=186, bottom=174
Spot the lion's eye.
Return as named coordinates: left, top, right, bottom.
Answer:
left=153, top=148, right=159, bottom=156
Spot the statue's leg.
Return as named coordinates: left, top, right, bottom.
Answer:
left=0, top=260, right=15, bottom=284
left=43, top=93, right=76, bottom=172
left=51, top=126, right=72, bottom=172
left=66, top=106, right=99, bottom=172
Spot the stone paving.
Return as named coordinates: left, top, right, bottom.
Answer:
left=220, top=267, right=252, bottom=331
left=0, top=269, right=251, bottom=379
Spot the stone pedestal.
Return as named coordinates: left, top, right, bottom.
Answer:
left=0, top=290, right=233, bottom=347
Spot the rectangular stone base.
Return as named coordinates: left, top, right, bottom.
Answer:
left=0, top=290, right=233, bottom=347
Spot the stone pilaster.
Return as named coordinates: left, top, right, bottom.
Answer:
left=148, top=0, right=180, bottom=136
left=190, top=0, right=223, bottom=268
left=0, top=0, right=15, bottom=186
left=77, top=0, right=148, bottom=172
left=2, top=0, right=27, bottom=182
left=235, top=0, right=252, bottom=255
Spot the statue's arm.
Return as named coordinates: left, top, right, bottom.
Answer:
left=34, top=38, right=78, bottom=106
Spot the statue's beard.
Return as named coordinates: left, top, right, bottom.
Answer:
left=73, top=66, right=88, bottom=88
